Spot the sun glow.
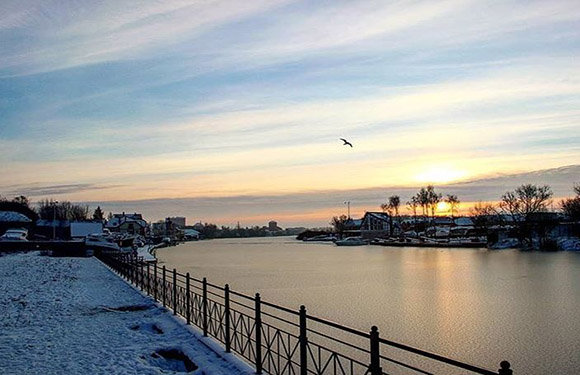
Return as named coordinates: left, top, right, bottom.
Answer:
left=415, top=166, right=467, bottom=184
left=436, top=201, right=450, bottom=214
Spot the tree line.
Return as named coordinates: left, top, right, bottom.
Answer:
left=330, top=182, right=580, bottom=233
left=0, top=195, right=106, bottom=222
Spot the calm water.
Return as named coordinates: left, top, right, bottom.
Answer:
left=157, top=237, right=580, bottom=375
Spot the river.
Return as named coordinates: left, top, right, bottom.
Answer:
left=156, top=236, right=580, bottom=375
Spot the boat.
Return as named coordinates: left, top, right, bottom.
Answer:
left=0, top=229, right=28, bottom=241
left=85, top=233, right=120, bottom=251
left=304, top=234, right=337, bottom=242
left=335, top=237, right=367, bottom=246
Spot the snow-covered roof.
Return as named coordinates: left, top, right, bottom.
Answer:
left=0, top=211, right=32, bottom=223
left=106, top=214, right=147, bottom=228
left=36, top=219, right=70, bottom=227
left=454, top=217, right=474, bottom=226
left=363, top=212, right=391, bottom=221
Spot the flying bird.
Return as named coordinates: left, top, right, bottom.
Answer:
left=340, top=138, right=353, bottom=147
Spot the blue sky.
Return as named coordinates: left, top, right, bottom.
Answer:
left=1, top=0, right=579, bottom=226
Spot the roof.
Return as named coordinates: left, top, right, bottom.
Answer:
left=36, top=219, right=70, bottom=227
left=362, top=212, right=391, bottom=222
left=106, top=213, right=147, bottom=228
left=454, top=217, right=474, bottom=226
left=0, top=211, right=32, bottom=223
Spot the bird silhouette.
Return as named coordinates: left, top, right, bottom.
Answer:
left=340, top=138, right=353, bottom=147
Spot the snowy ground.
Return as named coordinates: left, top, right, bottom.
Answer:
left=0, top=252, right=253, bottom=375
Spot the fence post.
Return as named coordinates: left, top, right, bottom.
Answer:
left=498, top=361, right=512, bottom=375
left=162, top=266, right=167, bottom=307
left=202, top=277, right=208, bottom=336
left=299, top=305, right=308, bottom=375
left=255, top=293, right=262, bottom=374
left=186, top=273, right=191, bottom=325
left=224, top=284, right=231, bottom=353
left=146, top=262, right=150, bottom=294
left=369, top=326, right=382, bottom=375
left=173, top=269, right=177, bottom=315
left=153, top=264, right=158, bottom=300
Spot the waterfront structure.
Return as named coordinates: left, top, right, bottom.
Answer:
left=360, top=212, right=392, bottom=239
left=106, top=212, right=147, bottom=235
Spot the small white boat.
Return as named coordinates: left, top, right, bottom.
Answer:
left=0, top=229, right=28, bottom=241
left=335, top=237, right=367, bottom=246
left=85, top=233, right=120, bottom=251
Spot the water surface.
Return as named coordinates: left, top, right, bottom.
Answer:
left=157, top=237, right=580, bottom=375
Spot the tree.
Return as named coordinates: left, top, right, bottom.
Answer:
left=406, top=197, right=419, bottom=219
left=380, top=195, right=400, bottom=218
left=330, top=215, right=349, bottom=239
left=469, top=201, right=498, bottom=233
left=388, top=195, right=400, bottom=217
left=416, top=187, right=429, bottom=216
left=37, top=200, right=90, bottom=221
left=500, top=184, right=553, bottom=245
left=93, top=206, right=104, bottom=222
left=445, top=194, right=460, bottom=218
left=561, top=183, right=580, bottom=221
left=500, top=184, right=553, bottom=219
left=0, top=195, right=38, bottom=221
left=426, top=185, right=441, bottom=218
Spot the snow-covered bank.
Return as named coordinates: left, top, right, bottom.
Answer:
left=0, top=252, right=252, bottom=375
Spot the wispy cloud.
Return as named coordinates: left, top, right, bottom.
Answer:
left=1, top=0, right=579, bottom=225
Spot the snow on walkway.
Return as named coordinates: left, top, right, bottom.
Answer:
left=0, top=252, right=252, bottom=375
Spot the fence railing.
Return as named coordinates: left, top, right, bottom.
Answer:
left=97, top=251, right=513, bottom=375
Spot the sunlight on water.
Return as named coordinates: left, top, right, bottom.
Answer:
left=157, top=237, right=580, bottom=375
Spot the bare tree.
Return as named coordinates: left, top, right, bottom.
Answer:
left=561, top=183, right=580, bottom=221
left=388, top=195, right=401, bottom=218
left=406, top=197, right=419, bottom=219
left=445, top=194, right=460, bottom=218
left=500, top=184, right=553, bottom=218
left=330, top=215, right=349, bottom=239
left=426, top=185, right=441, bottom=218
left=469, top=201, right=498, bottom=233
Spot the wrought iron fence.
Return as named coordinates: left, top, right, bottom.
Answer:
left=97, top=251, right=513, bottom=375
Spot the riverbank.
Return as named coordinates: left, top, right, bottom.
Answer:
left=0, top=252, right=251, bottom=375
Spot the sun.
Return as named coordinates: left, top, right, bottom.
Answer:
left=415, top=166, right=466, bottom=184
left=437, top=201, right=450, bottom=214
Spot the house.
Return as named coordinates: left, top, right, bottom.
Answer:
left=360, top=212, right=392, bottom=239
left=106, top=212, right=147, bottom=235
left=0, top=211, right=32, bottom=236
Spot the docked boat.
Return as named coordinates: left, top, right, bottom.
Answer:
left=304, top=234, right=337, bottom=242
left=0, top=229, right=28, bottom=241
left=85, top=233, right=120, bottom=251
left=335, top=237, right=367, bottom=246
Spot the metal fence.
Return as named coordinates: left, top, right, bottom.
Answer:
left=97, top=251, right=513, bottom=375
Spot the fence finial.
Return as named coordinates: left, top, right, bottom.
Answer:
left=498, top=361, right=512, bottom=375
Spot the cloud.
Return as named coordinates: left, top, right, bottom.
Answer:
left=80, top=165, right=580, bottom=227
left=2, top=183, right=123, bottom=197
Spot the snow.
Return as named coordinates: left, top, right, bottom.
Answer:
left=0, top=211, right=31, bottom=223
left=0, top=252, right=253, bottom=375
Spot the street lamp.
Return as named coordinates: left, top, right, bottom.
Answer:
left=344, top=201, right=351, bottom=219
left=52, top=200, right=59, bottom=241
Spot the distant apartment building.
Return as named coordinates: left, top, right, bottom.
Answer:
left=268, top=220, right=282, bottom=232
left=169, top=216, right=186, bottom=228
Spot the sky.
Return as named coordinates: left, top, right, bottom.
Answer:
left=1, top=0, right=579, bottom=227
